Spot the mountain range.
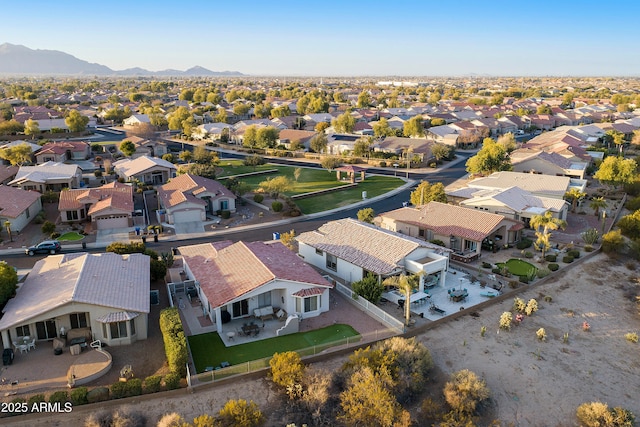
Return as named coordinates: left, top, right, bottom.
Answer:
left=0, top=43, right=244, bottom=76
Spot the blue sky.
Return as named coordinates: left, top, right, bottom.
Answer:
left=3, top=0, right=640, bottom=76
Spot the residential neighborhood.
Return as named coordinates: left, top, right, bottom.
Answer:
left=0, top=69, right=639, bottom=426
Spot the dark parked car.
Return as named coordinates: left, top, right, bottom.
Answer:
left=25, top=240, right=62, bottom=256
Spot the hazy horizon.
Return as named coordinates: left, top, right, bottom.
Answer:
left=4, top=0, right=640, bottom=77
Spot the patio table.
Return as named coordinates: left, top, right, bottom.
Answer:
left=242, top=324, right=260, bottom=336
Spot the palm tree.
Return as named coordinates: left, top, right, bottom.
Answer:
left=530, top=212, right=567, bottom=258
left=589, top=197, right=608, bottom=217
left=382, top=273, right=416, bottom=326
left=564, top=188, right=586, bottom=213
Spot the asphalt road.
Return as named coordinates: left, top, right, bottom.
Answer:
left=4, top=152, right=471, bottom=268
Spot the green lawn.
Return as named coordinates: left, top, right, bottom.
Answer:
left=294, top=176, right=404, bottom=214
left=217, top=159, right=280, bottom=177
left=57, top=232, right=85, bottom=242
left=497, top=258, right=538, bottom=279
left=188, top=324, right=359, bottom=373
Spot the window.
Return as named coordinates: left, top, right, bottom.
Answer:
left=16, top=325, right=30, bottom=337
left=296, top=296, right=319, bottom=313
left=315, top=248, right=323, bottom=255
left=26, top=208, right=30, bottom=219
left=109, top=321, right=128, bottom=339
left=70, top=313, right=88, bottom=329
left=257, top=292, right=271, bottom=307
left=66, top=211, right=79, bottom=221
left=326, top=254, right=337, bottom=271
left=130, top=319, right=136, bottom=336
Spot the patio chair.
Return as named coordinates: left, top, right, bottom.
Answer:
left=19, top=344, right=28, bottom=354
left=27, top=338, right=36, bottom=351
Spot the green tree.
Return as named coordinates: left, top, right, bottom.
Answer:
left=314, top=121, right=330, bottom=133
left=255, top=126, right=279, bottom=149
left=167, top=106, right=192, bottom=133
left=353, top=136, right=372, bottom=158
left=465, top=138, right=512, bottom=175
left=24, top=119, right=39, bottom=138
left=602, top=229, right=625, bottom=255
left=410, top=181, right=447, bottom=206
left=0, top=261, right=18, bottom=306
left=193, top=145, right=216, bottom=164
left=233, top=103, right=251, bottom=117
left=310, top=133, right=328, bottom=153
left=179, top=89, right=194, bottom=101
left=496, top=132, right=517, bottom=152
left=65, top=110, right=89, bottom=132
left=443, top=369, right=490, bottom=416
left=243, top=154, right=265, bottom=170
left=352, top=274, right=384, bottom=302
left=252, top=102, right=271, bottom=119
left=270, top=105, right=290, bottom=118
left=0, top=143, right=33, bottom=165
left=214, top=107, right=228, bottom=123
left=603, top=130, right=625, bottom=152
left=119, top=140, right=136, bottom=157
left=430, top=117, right=446, bottom=127
left=403, top=116, right=424, bottom=138
left=530, top=212, right=567, bottom=258
left=357, top=207, right=375, bottom=224
left=431, top=143, right=453, bottom=163
left=332, top=112, right=356, bottom=133
left=217, top=399, right=264, bottom=427
left=179, top=150, right=193, bottom=163
left=320, top=156, right=342, bottom=172
left=631, top=129, right=640, bottom=147
left=258, top=176, right=293, bottom=199
left=372, top=117, right=395, bottom=138
left=356, top=90, right=371, bottom=108
left=590, top=196, right=608, bottom=217
left=564, top=188, right=587, bottom=213
left=536, top=104, right=552, bottom=114
left=242, top=125, right=258, bottom=150
left=594, top=156, right=637, bottom=189
left=279, top=229, right=296, bottom=251
left=382, top=273, right=416, bottom=326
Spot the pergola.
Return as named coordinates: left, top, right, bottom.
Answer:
left=335, top=165, right=366, bottom=184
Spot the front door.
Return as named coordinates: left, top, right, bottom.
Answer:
left=232, top=299, right=249, bottom=318
left=36, top=320, right=58, bottom=340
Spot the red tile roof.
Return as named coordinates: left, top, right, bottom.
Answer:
left=179, top=241, right=332, bottom=308
left=0, top=185, right=41, bottom=218
left=158, top=174, right=235, bottom=208
left=58, top=182, right=133, bottom=212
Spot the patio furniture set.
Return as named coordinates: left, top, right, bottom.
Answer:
left=12, top=336, right=36, bottom=354
left=448, top=288, right=469, bottom=302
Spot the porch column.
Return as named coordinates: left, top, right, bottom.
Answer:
left=1, top=329, right=10, bottom=349
left=214, top=308, right=223, bottom=333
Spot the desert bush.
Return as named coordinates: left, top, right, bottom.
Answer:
left=516, top=238, right=533, bottom=249
left=48, top=390, right=69, bottom=404
left=419, top=396, right=445, bottom=424
left=41, top=220, right=56, bottom=234
left=482, top=261, right=492, bottom=269
left=218, top=399, right=264, bottom=427
left=602, top=230, right=625, bottom=255
left=220, top=210, right=231, bottom=219
left=536, top=328, right=547, bottom=341
left=548, top=263, right=559, bottom=271
left=164, top=372, right=181, bottom=390
left=545, top=254, right=557, bottom=262
left=443, top=369, right=490, bottom=416
left=491, top=267, right=501, bottom=274
left=157, top=412, right=187, bottom=427
left=253, top=193, right=264, bottom=203
left=524, top=251, right=533, bottom=258
left=84, top=410, right=113, bottom=427
left=525, top=299, right=539, bottom=316
left=536, top=268, right=550, bottom=278
left=87, top=386, right=110, bottom=404
left=544, top=295, right=553, bottom=303
left=499, top=312, right=512, bottom=330
left=562, top=255, right=574, bottom=263
left=144, top=375, right=162, bottom=393
left=581, top=228, right=599, bottom=245
left=567, top=249, right=581, bottom=259
left=519, top=275, right=530, bottom=284
left=379, top=161, right=387, bottom=167
left=70, top=386, right=88, bottom=405
left=585, top=244, right=594, bottom=252
left=269, top=351, right=305, bottom=391
left=576, top=401, right=636, bottom=427
left=513, top=297, right=526, bottom=313
left=110, top=381, right=128, bottom=399
left=27, top=394, right=45, bottom=409
left=271, top=201, right=283, bottom=212
left=625, top=332, right=638, bottom=343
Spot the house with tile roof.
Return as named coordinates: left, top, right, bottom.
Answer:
left=457, top=186, right=569, bottom=225
left=178, top=241, right=333, bottom=333
left=58, top=181, right=134, bottom=229
left=0, top=252, right=150, bottom=349
left=459, top=171, right=586, bottom=200
left=35, top=141, right=90, bottom=164
left=297, top=218, right=450, bottom=289
left=9, top=161, right=82, bottom=192
left=157, top=174, right=236, bottom=225
left=277, top=129, right=317, bottom=150
left=0, top=185, right=42, bottom=233
left=378, top=202, right=524, bottom=263
left=113, top=155, right=176, bottom=185
left=510, top=149, right=588, bottom=179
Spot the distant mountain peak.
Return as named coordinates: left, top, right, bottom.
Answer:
left=0, top=43, right=244, bottom=76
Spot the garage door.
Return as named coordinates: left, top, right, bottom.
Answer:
left=174, top=209, right=203, bottom=223
left=96, top=215, right=129, bottom=229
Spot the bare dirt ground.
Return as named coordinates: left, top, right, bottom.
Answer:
left=8, top=252, right=639, bottom=427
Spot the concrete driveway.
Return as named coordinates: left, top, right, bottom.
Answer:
left=96, top=227, right=133, bottom=244
left=173, top=221, right=205, bottom=234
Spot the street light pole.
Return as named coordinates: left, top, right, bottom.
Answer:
left=601, top=210, right=607, bottom=235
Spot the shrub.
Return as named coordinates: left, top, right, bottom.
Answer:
left=253, top=193, right=264, bottom=203
left=545, top=254, right=557, bottom=262
left=525, top=299, right=539, bottom=316
left=50, top=232, right=60, bottom=239
left=567, top=249, right=580, bottom=259
left=220, top=210, right=231, bottom=219
left=602, top=230, right=625, bottom=255
left=536, top=268, right=550, bottom=278
left=164, top=372, right=181, bottom=390
left=548, top=263, right=559, bottom=271
left=581, top=228, right=599, bottom=245
left=430, top=239, right=446, bottom=247
left=443, top=369, right=490, bottom=416
left=48, top=390, right=69, bottom=404
left=625, top=332, right=639, bottom=343
left=352, top=274, right=384, bottom=303
left=144, top=375, right=162, bottom=393
left=518, top=275, right=529, bottom=284
left=563, top=255, right=574, bottom=263
left=499, top=312, right=513, bottom=330
left=86, top=386, right=110, bottom=403
left=481, top=261, right=492, bottom=269
left=524, top=251, right=533, bottom=258
left=379, top=161, right=387, bottom=167
left=70, top=386, right=88, bottom=405
left=516, top=238, right=533, bottom=249
left=110, top=381, right=128, bottom=399
left=218, top=399, right=264, bottom=427
left=513, top=297, right=526, bottom=312
left=536, top=328, right=546, bottom=341
left=576, top=401, right=636, bottom=427
left=491, top=267, right=501, bottom=274
left=159, top=308, right=187, bottom=376
left=27, top=394, right=46, bottom=408
left=585, top=244, right=594, bottom=252
left=41, top=220, right=56, bottom=234
left=271, top=201, right=283, bottom=212
left=269, top=351, right=305, bottom=391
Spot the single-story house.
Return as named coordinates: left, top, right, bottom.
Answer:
left=123, top=114, right=151, bottom=127
left=58, top=182, right=134, bottom=229
left=178, top=241, right=333, bottom=333
left=297, top=218, right=451, bottom=289
left=113, top=155, right=176, bottom=185
left=35, top=141, right=91, bottom=164
left=277, top=129, right=317, bottom=150
left=510, top=149, right=588, bottom=179
left=459, top=171, right=586, bottom=200
left=0, top=252, right=150, bottom=349
left=377, top=202, right=524, bottom=263
left=121, top=136, right=168, bottom=159
left=8, top=161, right=82, bottom=192
left=157, top=174, right=236, bottom=224
left=0, top=185, right=42, bottom=233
